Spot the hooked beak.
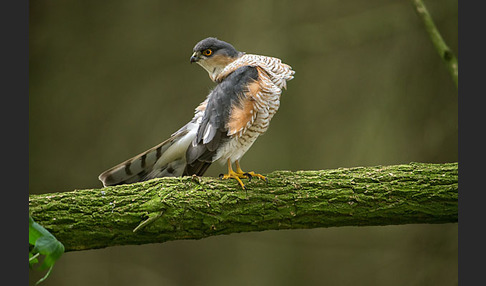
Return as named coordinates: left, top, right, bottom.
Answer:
left=190, top=52, right=199, bottom=63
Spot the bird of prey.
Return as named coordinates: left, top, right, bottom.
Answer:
left=98, top=37, right=295, bottom=189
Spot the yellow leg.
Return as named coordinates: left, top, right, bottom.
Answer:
left=219, top=159, right=268, bottom=189
left=235, top=160, right=268, bottom=183
left=219, top=159, right=247, bottom=189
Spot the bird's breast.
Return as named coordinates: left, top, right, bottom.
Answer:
left=215, top=96, right=280, bottom=164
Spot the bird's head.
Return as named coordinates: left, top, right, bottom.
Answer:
left=190, top=37, right=243, bottom=81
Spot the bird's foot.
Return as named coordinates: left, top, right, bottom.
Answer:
left=219, top=170, right=268, bottom=190
left=219, top=170, right=248, bottom=189
left=220, top=160, right=268, bottom=190
left=240, top=171, right=268, bottom=183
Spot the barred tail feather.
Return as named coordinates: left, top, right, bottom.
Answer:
left=98, top=123, right=198, bottom=187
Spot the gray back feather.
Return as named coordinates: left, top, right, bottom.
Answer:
left=185, top=66, right=258, bottom=167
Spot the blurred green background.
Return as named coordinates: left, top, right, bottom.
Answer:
left=29, top=0, right=457, bottom=285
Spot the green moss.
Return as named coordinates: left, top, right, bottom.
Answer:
left=29, top=162, right=457, bottom=252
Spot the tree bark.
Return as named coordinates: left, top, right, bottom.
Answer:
left=29, top=162, right=458, bottom=252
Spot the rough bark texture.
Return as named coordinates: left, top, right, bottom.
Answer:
left=29, top=162, right=458, bottom=252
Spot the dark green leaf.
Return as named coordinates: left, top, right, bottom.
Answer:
left=28, top=215, right=65, bottom=283
left=33, top=235, right=65, bottom=269
left=29, top=216, right=52, bottom=245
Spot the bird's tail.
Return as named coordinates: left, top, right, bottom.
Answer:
left=98, top=121, right=202, bottom=187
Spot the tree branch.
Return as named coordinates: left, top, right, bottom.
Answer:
left=29, top=162, right=457, bottom=252
left=411, top=0, right=458, bottom=88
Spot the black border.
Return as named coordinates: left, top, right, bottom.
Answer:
left=5, top=0, right=29, bottom=284
left=458, top=1, right=482, bottom=285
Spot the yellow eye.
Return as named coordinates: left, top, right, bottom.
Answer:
left=202, top=49, right=213, bottom=56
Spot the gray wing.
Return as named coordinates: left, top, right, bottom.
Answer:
left=184, top=65, right=259, bottom=175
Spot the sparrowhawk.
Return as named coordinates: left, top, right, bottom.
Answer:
left=98, top=37, right=295, bottom=189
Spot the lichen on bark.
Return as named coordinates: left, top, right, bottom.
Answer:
left=29, top=162, right=458, bottom=252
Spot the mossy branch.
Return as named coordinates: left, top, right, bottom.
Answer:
left=411, top=0, right=458, bottom=88
left=29, top=162, right=458, bottom=252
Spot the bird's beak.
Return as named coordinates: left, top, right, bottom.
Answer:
left=190, top=52, right=199, bottom=63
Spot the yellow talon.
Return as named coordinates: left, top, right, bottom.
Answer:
left=219, top=159, right=268, bottom=189
left=235, top=161, right=268, bottom=182
left=220, top=170, right=246, bottom=189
